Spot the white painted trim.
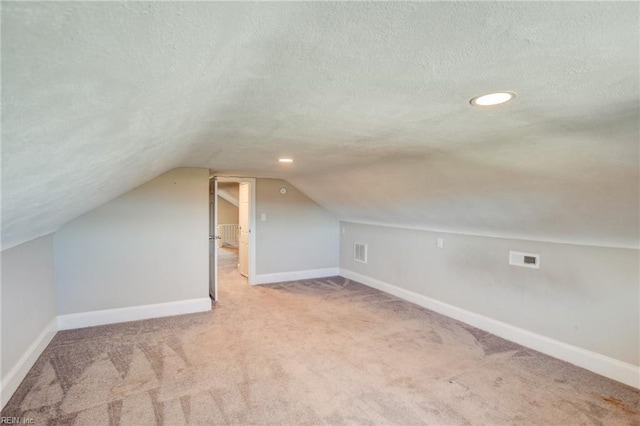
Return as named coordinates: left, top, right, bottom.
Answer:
left=254, top=267, right=339, bottom=285
left=340, top=268, right=640, bottom=389
left=2, top=299, right=212, bottom=408
left=57, top=298, right=211, bottom=331
left=1, top=318, right=58, bottom=408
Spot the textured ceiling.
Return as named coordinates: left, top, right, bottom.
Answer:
left=2, top=2, right=639, bottom=250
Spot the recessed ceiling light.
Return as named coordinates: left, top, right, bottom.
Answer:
left=470, top=91, right=516, bottom=107
left=278, top=158, right=293, bottom=163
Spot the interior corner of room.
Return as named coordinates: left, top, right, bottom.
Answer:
left=2, top=167, right=638, bottom=406
left=1, top=1, right=639, bottom=419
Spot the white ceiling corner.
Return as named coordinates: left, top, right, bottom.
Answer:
left=2, top=2, right=639, bottom=250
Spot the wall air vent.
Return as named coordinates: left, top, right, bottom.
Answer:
left=509, top=251, right=540, bottom=269
left=354, top=242, right=368, bottom=264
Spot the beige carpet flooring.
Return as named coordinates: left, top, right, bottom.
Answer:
left=2, top=247, right=638, bottom=425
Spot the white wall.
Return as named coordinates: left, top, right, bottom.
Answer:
left=217, top=196, right=238, bottom=224
left=1, top=234, right=57, bottom=408
left=339, top=221, right=639, bottom=385
left=54, top=168, right=210, bottom=316
left=255, top=179, right=339, bottom=278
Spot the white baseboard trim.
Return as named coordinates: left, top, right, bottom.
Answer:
left=1, top=298, right=212, bottom=408
left=1, top=318, right=58, bottom=409
left=253, top=267, right=339, bottom=285
left=57, top=298, right=212, bottom=331
left=340, top=268, right=640, bottom=389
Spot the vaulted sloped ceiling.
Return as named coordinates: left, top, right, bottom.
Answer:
left=2, top=2, right=638, bottom=250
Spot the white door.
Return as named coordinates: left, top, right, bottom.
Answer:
left=238, top=182, right=249, bottom=277
left=209, top=178, right=219, bottom=301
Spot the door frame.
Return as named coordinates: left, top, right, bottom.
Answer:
left=213, top=176, right=257, bottom=285
left=209, top=178, right=219, bottom=301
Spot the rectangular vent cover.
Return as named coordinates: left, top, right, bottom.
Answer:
left=354, top=242, right=368, bottom=263
left=509, top=251, right=540, bottom=269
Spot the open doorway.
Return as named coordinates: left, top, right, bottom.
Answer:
left=209, top=176, right=256, bottom=301
left=217, top=181, right=241, bottom=276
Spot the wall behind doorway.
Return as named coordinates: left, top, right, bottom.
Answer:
left=218, top=197, right=239, bottom=225
left=255, top=179, right=339, bottom=279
